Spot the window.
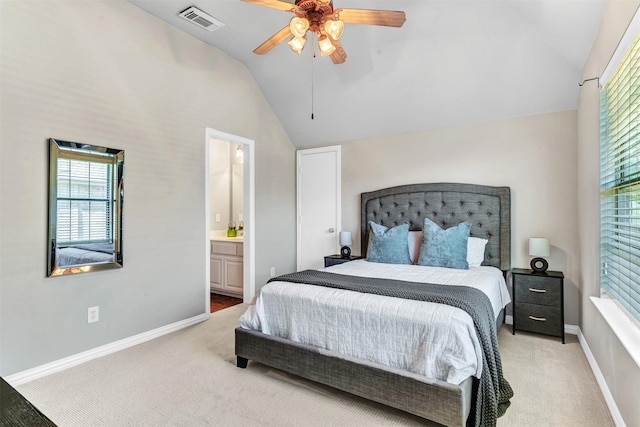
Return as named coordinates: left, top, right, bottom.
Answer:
left=56, top=155, right=113, bottom=245
left=600, top=26, right=640, bottom=323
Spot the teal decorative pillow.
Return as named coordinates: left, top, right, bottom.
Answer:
left=366, top=222, right=412, bottom=265
left=418, top=218, right=471, bottom=269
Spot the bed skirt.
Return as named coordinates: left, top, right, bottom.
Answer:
left=235, top=327, right=475, bottom=427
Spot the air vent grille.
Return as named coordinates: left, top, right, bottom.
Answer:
left=179, top=6, right=225, bottom=32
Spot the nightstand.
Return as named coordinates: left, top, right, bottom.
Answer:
left=324, top=254, right=363, bottom=267
left=512, top=268, right=565, bottom=343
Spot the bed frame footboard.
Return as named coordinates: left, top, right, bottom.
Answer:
left=235, top=327, right=474, bottom=427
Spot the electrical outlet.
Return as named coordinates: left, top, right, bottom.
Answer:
left=88, top=306, right=99, bottom=324
left=270, top=267, right=276, bottom=278
left=215, top=213, right=221, bottom=222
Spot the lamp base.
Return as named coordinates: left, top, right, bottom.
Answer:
left=340, top=246, right=351, bottom=258
left=530, top=257, right=548, bottom=273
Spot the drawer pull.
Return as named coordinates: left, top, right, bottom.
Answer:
left=528, top=288, right=547, bottom=293
left=528, top=316, right=547, bottom=322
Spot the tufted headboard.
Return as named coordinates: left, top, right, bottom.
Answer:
left=360, top=183, right=511, bottom=271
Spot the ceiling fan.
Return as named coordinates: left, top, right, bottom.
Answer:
left=241, top=0, right=406, bottom=64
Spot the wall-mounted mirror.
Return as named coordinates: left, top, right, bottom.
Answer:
left=209, top=140, right=244, bottom=232
left=47, top=138, right=124, bottom=277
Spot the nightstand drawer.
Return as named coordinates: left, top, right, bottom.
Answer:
left=514, top=275, right=562, bottom=306
left=514, top=302, right=563, bottom=337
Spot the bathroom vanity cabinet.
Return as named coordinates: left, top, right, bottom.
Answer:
left=210, top=240, right=243, bottom=297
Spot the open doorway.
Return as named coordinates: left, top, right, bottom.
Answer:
left=205, top=128, right=255, bottom=314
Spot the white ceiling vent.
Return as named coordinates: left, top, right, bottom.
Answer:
left=179, top=6, right=225, bottom=32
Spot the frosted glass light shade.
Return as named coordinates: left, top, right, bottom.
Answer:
left=324, top=19, right=344, bottom=40
left=340, top=231, right=352, bottom=246
left=529, top=238, right=550, bottom=257
left=288, top=36, right=306, bottom=54
left=318, top=36, right=336, bottom=56
left=289, top=17, right=309, bottom=38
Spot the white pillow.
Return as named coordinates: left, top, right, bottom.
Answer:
left=408, top=231, right=423, bottom=264
left=467, top=237, right=488, bottom=267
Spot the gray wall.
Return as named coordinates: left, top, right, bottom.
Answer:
left=339, top=110, right=579, bottom=323
left=0, top=1, right=296, bottom=376
left=578, top=2, right=640, bottom=426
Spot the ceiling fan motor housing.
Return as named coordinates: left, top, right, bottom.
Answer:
left=294, top=0, right=336, bottom=33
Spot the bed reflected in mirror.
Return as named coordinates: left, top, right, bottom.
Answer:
left=47, top=138, right=124, bottom=277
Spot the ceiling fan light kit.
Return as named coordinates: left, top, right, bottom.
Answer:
left=318, top=35, right=336, bottom=56
left=242, top=0, right=406, bottom=64
left=290, top=16, right=309, bottom=37
left=287, top=35, right=306, bottom=54
left=324, top=19, right=344, bottom=40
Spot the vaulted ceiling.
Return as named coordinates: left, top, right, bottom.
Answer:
left=128, top=0, right=607, bottom=148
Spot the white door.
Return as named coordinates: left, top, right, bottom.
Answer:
left=297, top=146, right=341, bottom=271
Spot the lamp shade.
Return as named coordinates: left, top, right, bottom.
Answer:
left=324, top=19, right=344, bottom=40
left=289, top=17, right=309, bottom=38
left=287, top=36, right=306, bottom=54
left=340, top=231, right=352, bottom=246
left=529, top=238, right=550, bottom=257
left=318, top=35, right=336, bottom=56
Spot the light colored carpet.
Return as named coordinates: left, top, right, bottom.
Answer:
left=17, top=304, right=614, bottom=426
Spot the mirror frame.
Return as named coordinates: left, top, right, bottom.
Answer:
left=47, top=138, right=124, bottom=277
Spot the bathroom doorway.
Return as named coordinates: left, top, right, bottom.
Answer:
left=205, top=128, right=255, bottom=312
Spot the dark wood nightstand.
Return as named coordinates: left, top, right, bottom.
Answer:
left=512, top=268, right=565, bottom=343
left=0, top=377, right=56, bottom=426
left=324, top=254, right=363, bottom=267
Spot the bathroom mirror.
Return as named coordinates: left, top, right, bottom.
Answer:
left=47, top=138, right=124, bottom=277
left=209, top=140, right=244, bottom=232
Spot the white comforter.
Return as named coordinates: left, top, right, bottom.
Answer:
left=239, top=260, right=511, bottom=385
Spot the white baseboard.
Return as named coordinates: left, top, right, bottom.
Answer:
left=5, top=312, right=210, bottom=387
left=576, top=327, right=626, bottom=427
left=565, top=323, right=580, bottom=335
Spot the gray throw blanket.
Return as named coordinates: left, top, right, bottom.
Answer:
left=268, top=270, right=513, bottom=427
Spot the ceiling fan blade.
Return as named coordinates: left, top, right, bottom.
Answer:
left=337, top=9, right=406, bottom=27
left=329, top=39, right=347, bottom=64
left=253, top=26, right=292, bottom=55
left=241, top=0, right=296, bottom=12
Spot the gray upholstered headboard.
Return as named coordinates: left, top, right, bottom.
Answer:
left=360, top=183, right=511, bottom=271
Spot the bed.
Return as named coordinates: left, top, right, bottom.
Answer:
left=235, top=183, right=512, bottom=426
left=56, top=243, right=115, bottom=267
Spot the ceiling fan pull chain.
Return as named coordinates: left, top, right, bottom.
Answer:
left=311, top=35, right=316, bottom=120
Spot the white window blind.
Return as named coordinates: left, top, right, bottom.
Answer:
left=600, top=29, right=640, bottom=322
left=56, top=157, right=114, bottom=245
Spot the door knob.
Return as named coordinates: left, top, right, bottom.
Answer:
left=328, top=228, right=335, bottom=233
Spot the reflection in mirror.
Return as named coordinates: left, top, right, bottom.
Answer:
left=210, top=140, right=244, bottom=233
left=232, top=144, right=244, bottom=226
left=47, top=138, right=124, bottom=277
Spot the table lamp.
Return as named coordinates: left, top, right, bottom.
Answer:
left=529, top=237, right=550, bottom=272
left=340, top=231, right=352, bottom=258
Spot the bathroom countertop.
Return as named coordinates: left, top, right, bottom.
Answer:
left=210, top=231, right=243, bottom=243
